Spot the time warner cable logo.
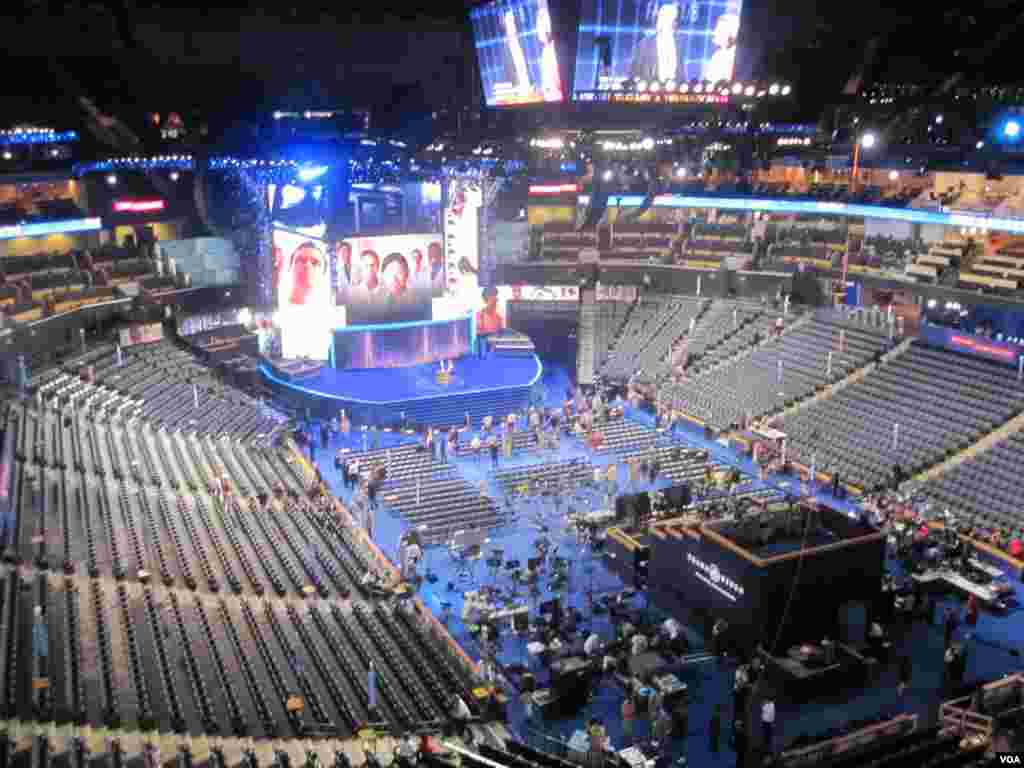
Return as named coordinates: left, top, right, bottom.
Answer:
left=687, top=553, right=745, bottom=602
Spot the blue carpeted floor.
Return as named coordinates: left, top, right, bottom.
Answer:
left=263, top=354, right=542, bottom=403
left=294, top=361, right=1024, bottom=768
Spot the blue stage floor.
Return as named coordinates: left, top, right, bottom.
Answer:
left=294, top=362, right=1024, bottom=767
left=262, top=354, right=542, bottom=403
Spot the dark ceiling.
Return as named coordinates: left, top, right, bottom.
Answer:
left=3, top=0, right=1023, bottom=132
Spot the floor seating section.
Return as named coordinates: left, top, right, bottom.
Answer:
left=781, top=343, right=1024, bottom=490
left=0, top=346, right=487, bottom=742
left=666, top=311, right=890, bottom=431
left=344, top=443, right=501, bottom=545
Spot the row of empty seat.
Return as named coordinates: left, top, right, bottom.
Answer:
left=782, top=343, right=1024, bottom=490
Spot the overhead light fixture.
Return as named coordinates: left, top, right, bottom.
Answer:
left=297, top=165, right=329, bottom=181
left=113, top=199, right=165, bottom=213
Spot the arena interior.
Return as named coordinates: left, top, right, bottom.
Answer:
left=4, top=2, right=1024, bottom=767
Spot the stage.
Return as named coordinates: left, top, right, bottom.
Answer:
left=260, top=353, right=543, bottom=427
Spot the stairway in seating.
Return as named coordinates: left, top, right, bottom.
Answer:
left=576, top=289, right=597, bottom=385
left=776, top=337, right=913, bottom=423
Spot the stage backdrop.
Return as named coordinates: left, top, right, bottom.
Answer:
left=334, top=233, right=442, bottom=325
left=333, top=316, right=472, bottom=369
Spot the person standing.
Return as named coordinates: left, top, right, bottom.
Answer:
left=761, top=695, right=775, bottom=758
left=622, top=695, right=635, bottom=745
left=944, top=606, right=959, bottom=649
left=439, top=429, right=447, bottom=462
left=710, top=703, right=722, bottom=754
left=898, top=654, right=912, bottom=698
left=489, top=436, right=499, bottom=468
left=340, top=454, right=349, bottom=489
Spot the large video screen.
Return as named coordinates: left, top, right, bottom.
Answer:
left=333, top=317, right=472, bottom=370
left=273, top=224, right=331, bottom=310
left=470, top=0, right=564, bottom=106
left=335, top=234, right=443, bottom=325
left=574, top=0, right=743, bottom=96
left=273, top=224, right=343, bottom=360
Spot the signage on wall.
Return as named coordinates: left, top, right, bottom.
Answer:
left=687, top=552, right=745, bottom=603
left=113, top=199, right=165, bottom=213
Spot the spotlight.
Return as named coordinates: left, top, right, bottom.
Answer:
left=106, top=174, right=117, bottom=186
left=781, top=85, right=792, bottom=96
left=1, top=152, right=10, bottom=160
left=664, top=80, right=676, bottom=92
left=650, top=81, right=661, bottom=93
left=680, top=82, right=690, bottom=93
left=769, top=83, right=780, bottom=95
left=1005, top=120, right=1020, bottom=138
left=694, top=83, right=704, bottom=93
left=935, top=115, right=944, bottom=124
left=675, top=167, right=687, bottom=178
left=976, top=140, right=985, bottom=149
left=860, top=133, right=877, bottom=149
left=169, top=171, right=180, bottom=181
left=888, top=170, right=899, bottom=180
left=744, top=85, right=755, bottom=96
left=637, top=80, right=649, bottom=92
left=641, top=137, right=655, bottom=150
left=602, top=169, right=614, bottom=182
left=732, top=82, right=743, bottom=94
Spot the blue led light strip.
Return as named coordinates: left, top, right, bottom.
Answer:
left=592, top=194, right=1024, bottom=235
left=0, top=218, right=102, bottom=240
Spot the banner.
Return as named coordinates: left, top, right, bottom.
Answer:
left=433, top=179, right=482, bottom=321
left=595, top=284, right=639, bottom=302
left=919, top=323, right=1024, bottom=368
left=118, top=323, right=164, bottom=347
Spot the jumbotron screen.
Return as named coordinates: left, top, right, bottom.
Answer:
left=335, top=234, right=443, bottom=325
left=574, top=0, right=743, bottom=97
left=470, top=0, right=564, bottom=106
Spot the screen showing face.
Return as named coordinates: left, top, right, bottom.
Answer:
left=471, top=0, right=564, bottom=106
left=335, top=234, right=442, bottom=325
left=273, top=225, right=330, bottom=310
left=574, top=0, right=743, bottom=97
left=272, top=224, right=341, bottom=360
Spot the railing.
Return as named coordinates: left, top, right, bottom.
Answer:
left=778, top=713, right=918, bottom=768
